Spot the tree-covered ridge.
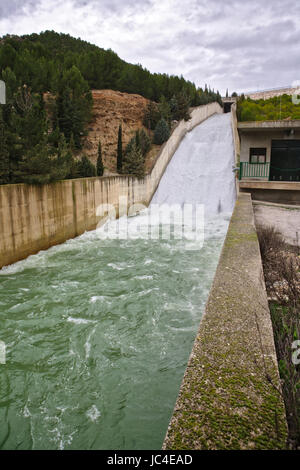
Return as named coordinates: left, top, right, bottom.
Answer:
left=0, top=30, right=222, bottom=105
left=237, top=94, right=300, bottom=122
left=0, top=30, right=222, bottom=184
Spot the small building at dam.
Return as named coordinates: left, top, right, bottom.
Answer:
left=238, top=120, right=300, bottom=204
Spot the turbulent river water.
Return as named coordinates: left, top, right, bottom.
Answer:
left=0, top=113, right=236, bottom=450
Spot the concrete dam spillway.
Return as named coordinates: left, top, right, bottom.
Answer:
left=151, top=113, right=236, bottom=212
left=0, top=113, right=236, bottom=450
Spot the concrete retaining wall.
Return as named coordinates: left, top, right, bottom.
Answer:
left=0, top=102, right=222, bottom=269
left=231, top=103, right=240, bottom=166
left=239, top=181, right=300, bottom=205
left=163, top=193, right=287, bottom=450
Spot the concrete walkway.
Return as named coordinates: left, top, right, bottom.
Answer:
left=163, top=193, right=287, bottom=450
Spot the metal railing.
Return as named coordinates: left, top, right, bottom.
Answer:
left=239, top=162, right=270, bottom=180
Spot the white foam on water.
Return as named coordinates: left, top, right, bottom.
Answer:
left=85, top=326, right=96, bottom=360
left=134, top=275, right=153, bottom=280
left=23, top=405, right=31, bottom=418
left=67, top=317, right=96, bottom=325
left=90, top=295, right=108, bottom=303
left=86, top=405, right=101, bottom=423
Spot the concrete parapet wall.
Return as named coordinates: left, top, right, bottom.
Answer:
left=231, top=103, right=240, bottom=166
left=0, top=102, right=222, bottom=269
left=239, top=181, right=300, bottom=205
left=163, top=193, right=287, bottom=450
left=231, top=103, right=241, bottom=195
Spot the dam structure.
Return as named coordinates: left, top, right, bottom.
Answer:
left=151, top=113, right=236, bottom=213
left=0, top=112, right=238, bottom=450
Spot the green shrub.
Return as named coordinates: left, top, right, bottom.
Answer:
left=122, top=142, right=145, bottom=178
left=153, top=118, right=170, bottom=145
left=77, top=155, right=96, bottom=177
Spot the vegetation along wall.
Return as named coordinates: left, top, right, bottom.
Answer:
left=0, top=102, right=222, bottom=269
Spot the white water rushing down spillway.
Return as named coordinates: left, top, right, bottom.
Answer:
left=0, top=112, right=236, bottom=450
left=151, top=113, right=236, bottom=212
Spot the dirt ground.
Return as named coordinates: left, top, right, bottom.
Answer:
left=82, top=89, right=155, bottom=173
left=253, top=201, right=300, bottom=246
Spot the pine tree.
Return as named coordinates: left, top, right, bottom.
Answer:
left=169, top=96, right=178, bottom=120
left=135, top=130, right=140, bottom=149
left=1, top=67, right=17, bottom=102
left=125, top=129, right=151, bottom=161
left=56, top=66, right=92, bottom=149
left=143, top=101, right=160, bottom=130
left=122, top=142, right=145, bottom=178
left=69, top=132, right=76, bottom=152
left=48, top=125, right=61, bottom=148
left=158, top=96, right=171, bottom=125
left=97, top=140, right=104, bottom=176
left=19, top=139, right=69, bottom=185
left=174, top=91, right=191, bottom=121
left=139, top=129, right=151, bottom=157
left=117, top=123, right=123, bottom=173
left=153, top=118, right=170, bottom=145
left=77, top=155, right=96, bottom=177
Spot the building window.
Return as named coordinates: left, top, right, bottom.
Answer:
left=250, top=148, right=267, bottom=164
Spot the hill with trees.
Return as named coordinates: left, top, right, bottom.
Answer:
left=0, top=30, right=222, bottom=184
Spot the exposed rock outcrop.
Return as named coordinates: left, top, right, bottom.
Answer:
left=82, top=89, right=154, bottom=174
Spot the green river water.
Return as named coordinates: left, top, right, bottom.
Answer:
left=0, top=113, right=235, bottom=449
left=0, top=214, right=230, bottom=450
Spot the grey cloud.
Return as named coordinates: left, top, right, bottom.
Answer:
left=206, top=20, right=296, bottom=51
left=0, top=0, right=42, bottom=18
left=0, top=0, right=299, bottom=95
left=74, top=0, right=153, bottom=14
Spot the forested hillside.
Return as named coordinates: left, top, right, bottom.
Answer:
left=237, top=94, right=300, bottom=122
left=0, top=30, right=222, bottom=184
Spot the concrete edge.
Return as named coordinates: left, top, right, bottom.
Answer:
left=230, top=104, right=240, bottom=197
left=163, top=193, right=288, bottom=450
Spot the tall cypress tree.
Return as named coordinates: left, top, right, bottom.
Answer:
left=117, top=123, right=123, bottom=173
left=97, top=140, right=104, bottom=176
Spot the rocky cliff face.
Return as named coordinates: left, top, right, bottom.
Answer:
left=82, top=89, right=154, bottom=174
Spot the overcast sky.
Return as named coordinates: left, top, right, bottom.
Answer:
left=0, top=0, right=299, bottom=95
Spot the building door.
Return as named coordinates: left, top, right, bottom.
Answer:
left=270, top=140, right=300, bottom=181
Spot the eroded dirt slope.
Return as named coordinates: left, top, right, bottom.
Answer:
left=82, top=89, right=156, bottom=174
